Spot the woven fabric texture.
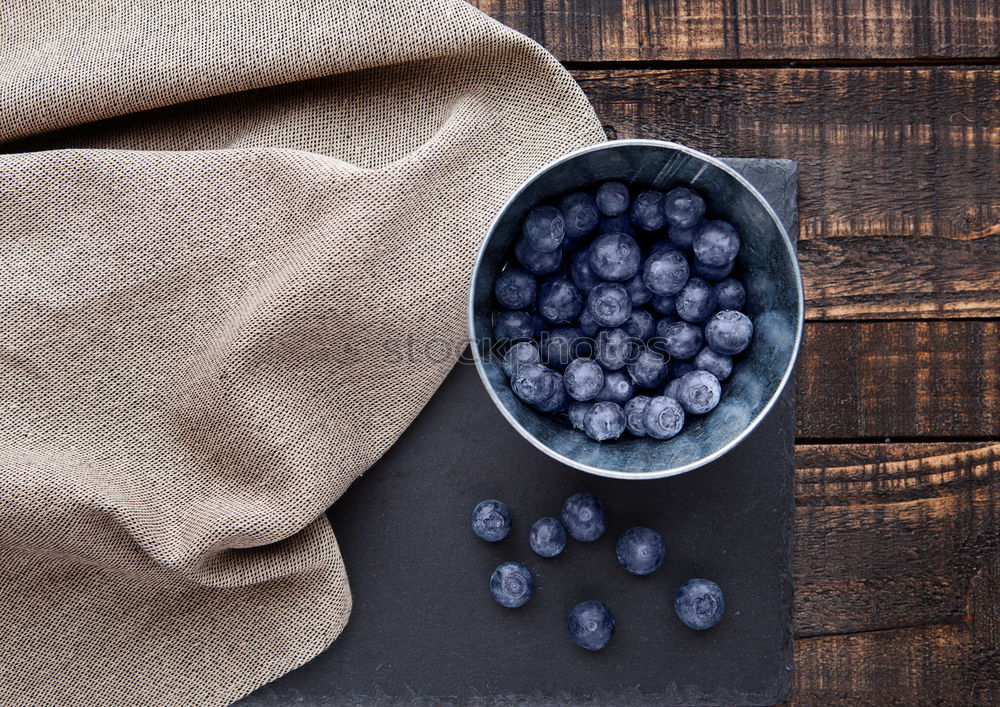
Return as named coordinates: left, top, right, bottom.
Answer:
left=0, top=2, right=603, bottom=704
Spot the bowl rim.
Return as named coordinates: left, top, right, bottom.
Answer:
left=467, top=138, right=805, bottom=480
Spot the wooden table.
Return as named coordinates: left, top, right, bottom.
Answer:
left=473, top=2, right=1000, bottom=704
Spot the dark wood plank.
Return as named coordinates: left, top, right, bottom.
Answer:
left=797, top=320, right=999, bottom=439
left=791, top=442, right=1000, bottom=705
left=474, top=0, right=1000, bottom=62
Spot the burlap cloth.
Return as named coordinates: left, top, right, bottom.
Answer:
left=0, top=2, right=603, bottom=704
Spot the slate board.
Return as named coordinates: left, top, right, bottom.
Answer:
left=240, top=158, right=798, bottom=707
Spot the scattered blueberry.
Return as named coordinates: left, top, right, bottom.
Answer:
left=529, top=517, right=567, bottom=558
left=596, top=181, right=630, bottom=217
left=511, top=363, right=557, bottom=405
left=561, top=493, right=607, bottom=541
left=588, top=232, right=642, bottom=282
left=522, top=205, right=565, bottom=252
left=495, top=310, right=536, bottom=342
left=494, top=267, right=537, bottom=310
left=675, top=276, right=718, bottom=323
left=541, top=327, right=584, bottom=369
left=675, top=370, right=722, bottom=415
left=630, top=189, right=665, bottom=231
left=471, top=499, right=511, bottom=542
left=561, top=192, right=600, bottom=240
left=623, top=395, right=651, bottom=436
left=570, top=248, right=601, bottom=294
left=595, top=370, right=635, bottom=405
left=642, top=395, right=685, bottom=439
left=622, top=309, right=655, bottom=341
left=694, top=346, right=733, bottom=381
left=674, top=578, right=725, bottom=630
left=564, top=358, right=605, bottom=401
left=537, top=278, right=583, bottom=324
left=659, top=320, right=704, bottom=360
left=502, top=340, right=540, bottom=376
left=643, top=247, right=689, bottom=296
left=693, top=220, right=740, bottom=267
left=595, top=327, right=634, bottom=371
left=691, top=257, right=735, bottom=282
left=490, top=562, right=534, bottom=608
left=651, top=294, right=677, bottom=315
left=583, top=401, right=627, bottom=442
left=705, top=310, right=754, bottom=355
left=627, top=347, right=669, bottom=388
left=624, top=273, right=652, bottom=306
left=587, top=282, right=631, bottom=328
left=663, top=187, right=706, bottom=228
left=715, top=277, right=746, bottom=311
left=568, top=401, right=592, bottom=431
left=567, top=601, right=615, bottom=651
left=616, top=526, right=666, bottom=575
left=515, top=237, right=562, bottom=275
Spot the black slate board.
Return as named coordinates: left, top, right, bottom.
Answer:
left=240, top=158, right=798, bottom=707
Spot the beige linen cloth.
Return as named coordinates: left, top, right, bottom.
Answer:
left=0, top=2, right=603, bottom=704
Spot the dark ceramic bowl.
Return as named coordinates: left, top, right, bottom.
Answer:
left=468, top=140, right=803, bottom=479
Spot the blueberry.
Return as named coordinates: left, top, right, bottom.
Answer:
left=693, top=220, right=740, bottom=267
left=536, top=278, right=582, bottom=324
left=705, top=310, right=754, bottom=355
left=715, top=277, right=746, bottom=311
left=651, top=294, right=677, bottom=315
left=495, top=310, right=537, bottom=342
left=595, top=370, right=635, bottom=405
left=560, top=192, right=599, bottom=240
left=568, top=401, right=593, bottom=431
left=662, top=378, right=681, bottom=400
left=529, top=517, right=567, bottom=558
left=642, top=395, right=685, bottom=439
left=490, top=562, right=534, bottom=608
left=623, top=395, right=651, bottom=436
left=541, top=327, right=585, bottom=369
left=648, top=240, right=675, bottom=257
left=622, top=309, right=655, bottom=342
left=595, top=327, right=634, bottom=370
left=694, top=346, right=733, bottom=381
left=675, top=276, right=718, bottom=323
left=561, top=492, right=607, bottom=541
left=598, top=214, right=634, bottom=236
left=570, top=248, right=601, bottom=294
left=587, top=282, right=631, bottom=328
left=663, top=187, right=706, bottom=228
left=589, top=232, right=642, bottom=282
left=471, top=499, right=511, bottom=542
left=515, top=237, right=562, bottom=275
left=674, top=578, right=725, bottom=630
left=583, top=401, right=627, bottom=442
left=567, top=601, right=615, bottom=651
left=616, top=526, right=666, bottom=575
left=630, top=189, right=666, bottom=231
left=643, top=247, right=690, bottom=296
left=624, top=273, right=652, bottom=306
left=691, top=257, right=735, bottom=282
left=502, top=340, right=540, bottom=376
left=667, top=224, right=698, bottom=250
left=564, top=357, right=604, bottom=401
left=671, top=357, right=695, bottom=378
left=627, top=347, right=669, bottom=388
left=522, top=205, right=565, bottom=252
left=658, top=320, right=704, bottom=360
left=675, top=370, right=721, bottom=415
left=494, top=267, right=537, bottom=310
left=534, top=371, right=568, bottom=412
left=596, top=181, right=630, bottom=217
left=578, top=308, right=601, bottom=337
left=511, top=363, right=557, bottom=404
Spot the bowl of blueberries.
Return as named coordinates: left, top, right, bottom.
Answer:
left=468, top=139, right=803, bottom=479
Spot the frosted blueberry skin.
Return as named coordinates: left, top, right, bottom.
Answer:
left=595, top=370, right=635, bottom=406
left=715, top=277, right=746, bottom=311
left=675, top=276, right=719, bottom=323
left=560, top=192, right=600, bottom=240
left=693, top=220, right=740, bottom=267
left=622, top=309, right=655, bottom=342
left=567, top=601, right=615, bottom=651
left=623, top=395, right=651, bottom=436
left=568, top=401, right=593, bottom=431
left=578, top=308, right=601, bottom=337
left=630, top=189, right=666, bottom=231
left=599, top=214, right=635, bottom=236
left=595, top=327, right=634, bottom=371
left=616, top=526, right=667, bottom=575
left=662, top=378, right=682, bottom=401
left=494, top=266, right=537, bottom=310
left=564, top=357, right=605, bottom=401
left=588, top=232, right=642, bottom=282
left=676, top=370, right=722, bottom=415
left=570, top=248, right=601, bottom=294
left=705, top=310, right=754, bottom=355
left=495, top=310, right=537, bottom=342
left=627, top=347, right=669, bottom=388
left=587, top=282, right=631, bottom=328
left=490, top=562, right=534, bottom=608
left=651, top=294, right=677, bottom=315
left=522, top=205, right=565, bottom=252
left=583, top=401, right=627, bottom=442
left=541, top=327, right=584, bottom=369
left=694, top=346, right=733, bottom=381
left=471, top=499, right=511, bottom=542
left=663, top=187, right=706, bottom=228
left=511, top=363, right=557, bottom=405
left=659, top=320, right=704, bottom=360
left=674, top=578, right=725, bottom=630
left=624, top=273, right=652, bottom=306
left=561, top=492, right=607, bottom=541
left=596, top=180, right=630, bottom=217
left=515, top=237, right=562, bottom=275
left=691, top=257, right=735, bottom=282
left=529, top=517, right=567, bottom=558
left=642, top=395, right=685, bottom=439
left=534, top=371, right=568, bottom=413
left=643, top=247, right=690, bottom=296
left=502, top=340, right=540, bottom=376
left=537, top=277, right=583, bottom=325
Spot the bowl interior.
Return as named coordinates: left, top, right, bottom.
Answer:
left=470, top=141, right=802, bottom=478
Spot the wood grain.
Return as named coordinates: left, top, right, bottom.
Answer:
left=797, top=320, right=999, bottom=439
left=791, top=442, right=1000, bottom=705
left=474, top=0, right=1000, bottom=62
